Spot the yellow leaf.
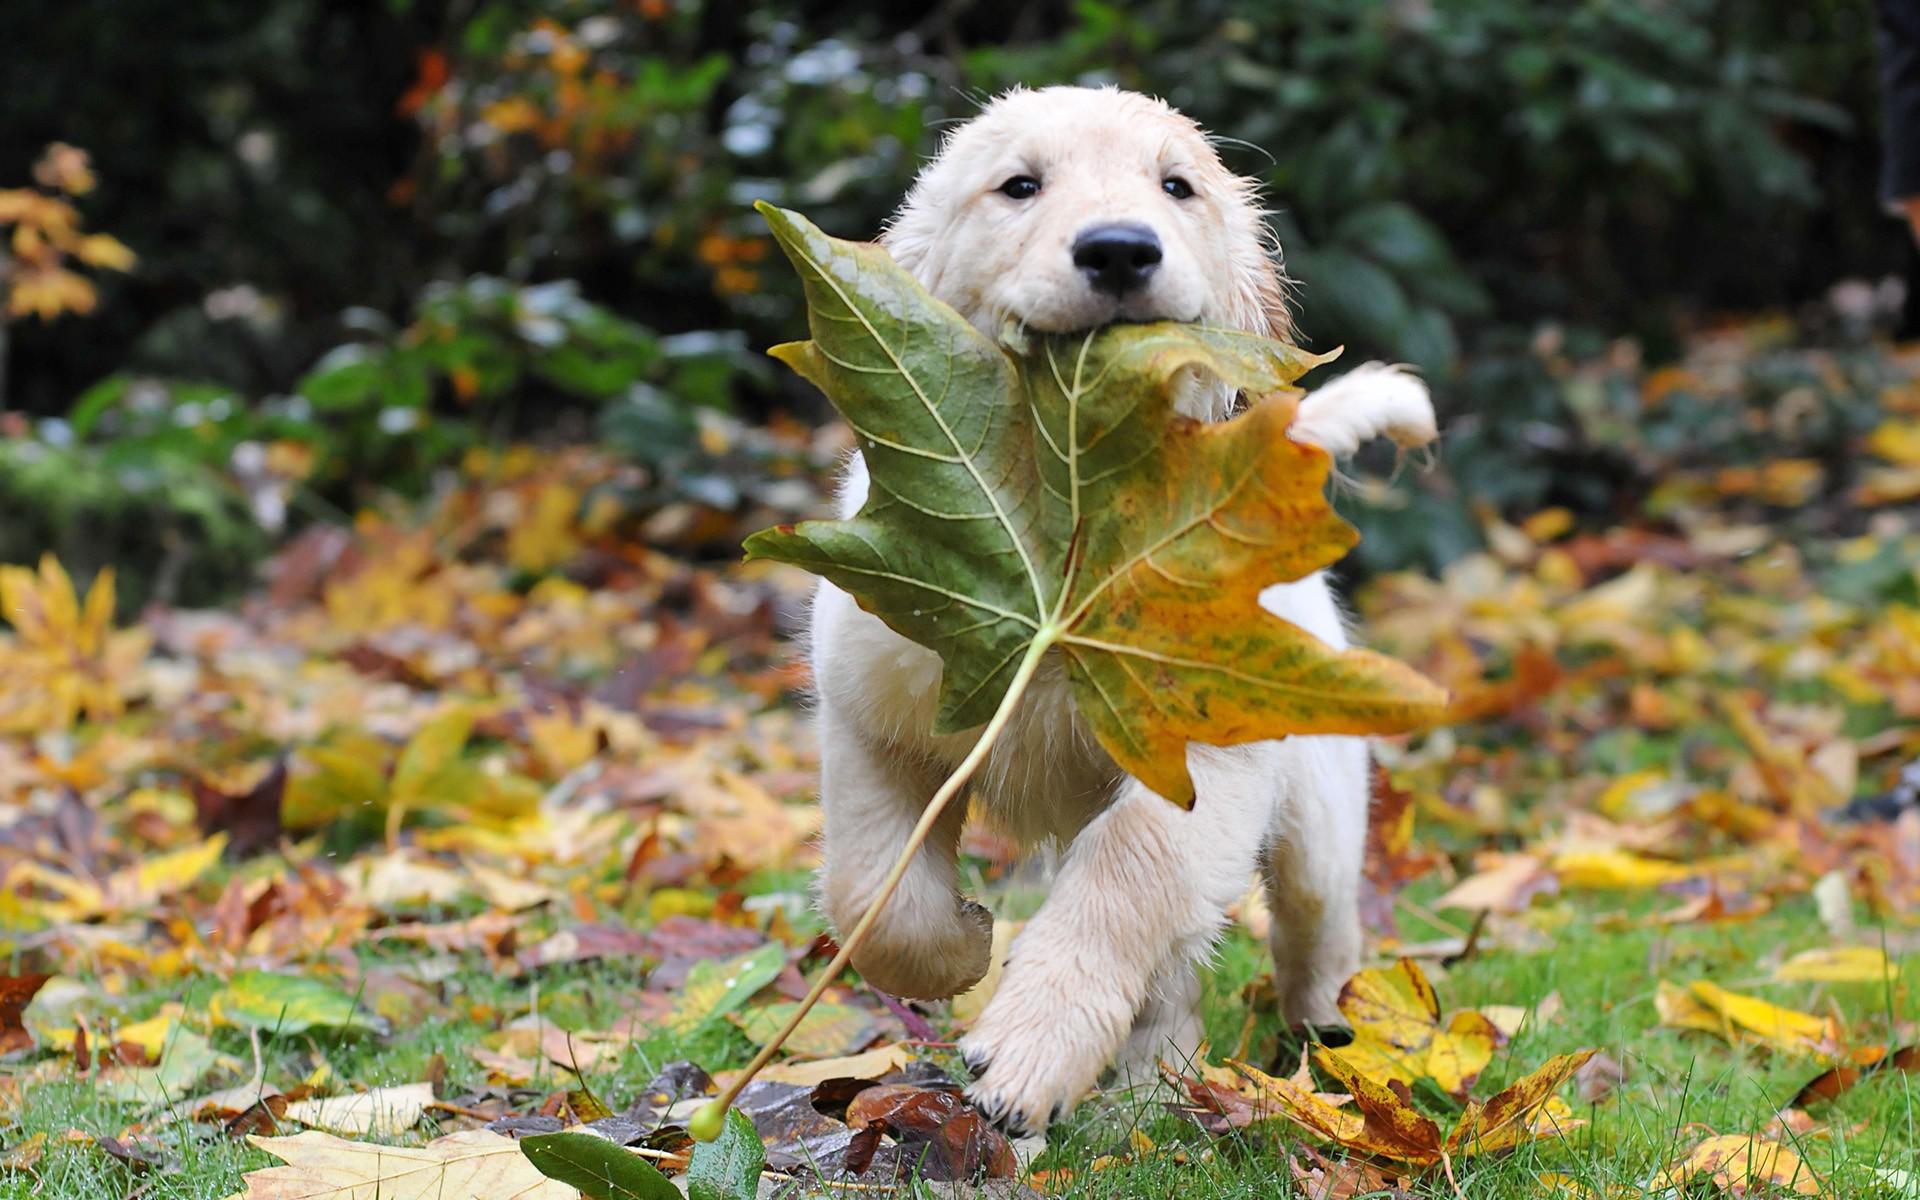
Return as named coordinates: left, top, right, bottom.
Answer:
left=109, top=834, right=228, bottom=910
left=1867, top=419, right=1920, bottom=466
left=740, top=1042, right=916, bottom=1088
left=1658, top=979, right=1841, bottom=1057
left=1655, top=1133, right=1821, bottom=1196
left=73, top=232, right=135, bottom=271
left=391, top=706, right=477, bottom=809
left=223, top=1130, right=579, bottom=1200
left=952, top=920, right=1021, bottom=1025
left=1550, top=849, right=1694, bottom=890
left=1322, top=958, right=1500, bottom=1095
left=1690, top=981, right=1839, bottom=1054
left=1773, top=946, right=1899, bottom=984
left=7, top=265, right=96, bottom=319
left=505, top=482, right=583, bottom=573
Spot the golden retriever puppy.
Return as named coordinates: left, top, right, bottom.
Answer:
left=808, top=85, right=1436, bottom=1134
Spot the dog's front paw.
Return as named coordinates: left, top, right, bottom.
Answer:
left=848, top=896, right=994, bottom=1001
left=956, top=971, right=1126, bottom=1136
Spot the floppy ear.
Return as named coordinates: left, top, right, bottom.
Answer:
left=1218, top=176, right=1297, bottom=343
left=1250, top=252, right=1295, bottom=343
left=879, top=199, right=933, bottom=277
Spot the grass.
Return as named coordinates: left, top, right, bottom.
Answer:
left=5, top=872, right=1917, bottom=1200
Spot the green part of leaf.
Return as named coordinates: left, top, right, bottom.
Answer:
left=665, top=942, right=787, bottom=1036
left=687, top=1108, right=765, bottom=1200
left=97, top=1028, right=218, bottom=1106
left=732, top=999, right=876, bottom=1059
left=520, top=1132, right=681, bottom=1200
left=747, top=203, right=1450, bottom=806
left=748, top=201, right=1046, bottom=734
left=216, top=970, right=389, bottom=1036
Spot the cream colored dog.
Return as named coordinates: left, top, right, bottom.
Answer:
left=807, top=85, right=1437, bottom=1134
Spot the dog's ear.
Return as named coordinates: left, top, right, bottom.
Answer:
left=1251, top=254, right=1295, bottom=343
left=878, top=207, right=931, bottom=277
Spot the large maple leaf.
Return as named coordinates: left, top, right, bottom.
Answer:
left=745, top=204, right=1446, bottom=806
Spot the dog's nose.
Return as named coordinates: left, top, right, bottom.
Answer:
left=1071, top=223, right=1162, bottom=296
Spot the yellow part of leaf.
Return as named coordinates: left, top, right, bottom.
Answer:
left=1429, top=1010, right=1501, bottom=1095
left=282, top=1083, right=436, bottom=1137
left=223, top=1130, right=579, bottom=1200
left=1442, top=1050, right=1595, bottom=1156
left=732, top=1000, right=878, bottom=1059
left=391, top=706, right=477, bottom=808
left=742, top=1043, right=917, bottom=1088
left=1773, top=946, right=1899, bottom=984
left=1867, top=419, right=1920, bottom=466
left=1550, top=848, right=1695, bottom=890
left=951, top=920, right=1021, bottom=1025
left=1655, top=1134, right=1821, bottom=1196
left=1660, top=979, right=1840, bottom=1057
left=108, top=834, right=227, bottom=909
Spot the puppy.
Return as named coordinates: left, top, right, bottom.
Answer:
left=807, top=85, right=1436, bottom=1134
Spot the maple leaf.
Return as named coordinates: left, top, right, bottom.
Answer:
left=1320, top=957, right=1503, bottom=1095
left=1200, top=1046, right=1594, bottom=1167
left=1654, top=1133, right=1822, bottom=1196
left=224, top=1130, right=580, bottom=1200
left=1655, top=979, right=1844, bottom=1058
left=0, top=554, right=150, bottom=733
left=744, top=203, right=1446, bottom=805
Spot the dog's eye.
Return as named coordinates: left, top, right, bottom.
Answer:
left=997, top=175, right=1041, bottom=200
left=1162, top=176, right=1195, bottom=200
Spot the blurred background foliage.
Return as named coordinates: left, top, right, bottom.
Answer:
left=0, top=0, right=1910, bottom=608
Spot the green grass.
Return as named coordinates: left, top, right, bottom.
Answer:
left=5, top=878, right=1917, bottom=1199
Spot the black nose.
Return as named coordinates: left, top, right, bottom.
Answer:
left=1071, top=223, right=1162, bottom=296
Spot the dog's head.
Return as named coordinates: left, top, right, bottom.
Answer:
left=883, top=86, right=1289, bottom=342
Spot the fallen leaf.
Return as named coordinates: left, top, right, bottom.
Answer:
left=739, top=1043, right=916, bottom=1088
left=1321, top=958, right=1502, bottom=1095
left=1656, top=980, right=1842, bottom=1057
left=733, top=1000, right=877, bottom=1059
left=224, top=1129, right=579, bottom=1199
left=1791, top=1045, right=1920, bottom=1108
left=664, top=943, right=786, bottom=1036
left=843, top=1083, right=1015, bottom=1180
left=0, top=973, right=51, bottom=1054
left=1550, top=849, right=1694, bottom=890
left=97, top=1028, right=220, bottom=1106
left=212, top=971, right=390, bottom=1036
left=1655, top=1133, right=1821, bottom=1196
left=1434, top=853, right=1557, bottom=913
left=282, top=1082, right=436, bottom=1136
left=1772, top=946, right=1898, bottom=984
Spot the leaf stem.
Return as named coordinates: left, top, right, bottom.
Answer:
left=691, top=634, right=1054, bottom=1138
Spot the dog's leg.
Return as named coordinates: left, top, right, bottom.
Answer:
left=816, top=707, right=993, bottom=1000
left=1262, top=735, right=1370, bottom=1034
left=1111, top=959, right=1205, bottom=1088
left=960, top=750, right=1267, bottom=1134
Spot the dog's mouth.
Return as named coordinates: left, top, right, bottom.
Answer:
left=1015, top=301, right=1200, bottom=336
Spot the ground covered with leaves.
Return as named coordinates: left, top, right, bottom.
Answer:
left=4, top=321, right=1920, bottom=1198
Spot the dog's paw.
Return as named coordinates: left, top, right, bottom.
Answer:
left=848, top=896, right=993, bottom=1001
left=960, top=1049, right=1080, bottom=1138
left=956, top=973, right=1124, bottom=1136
